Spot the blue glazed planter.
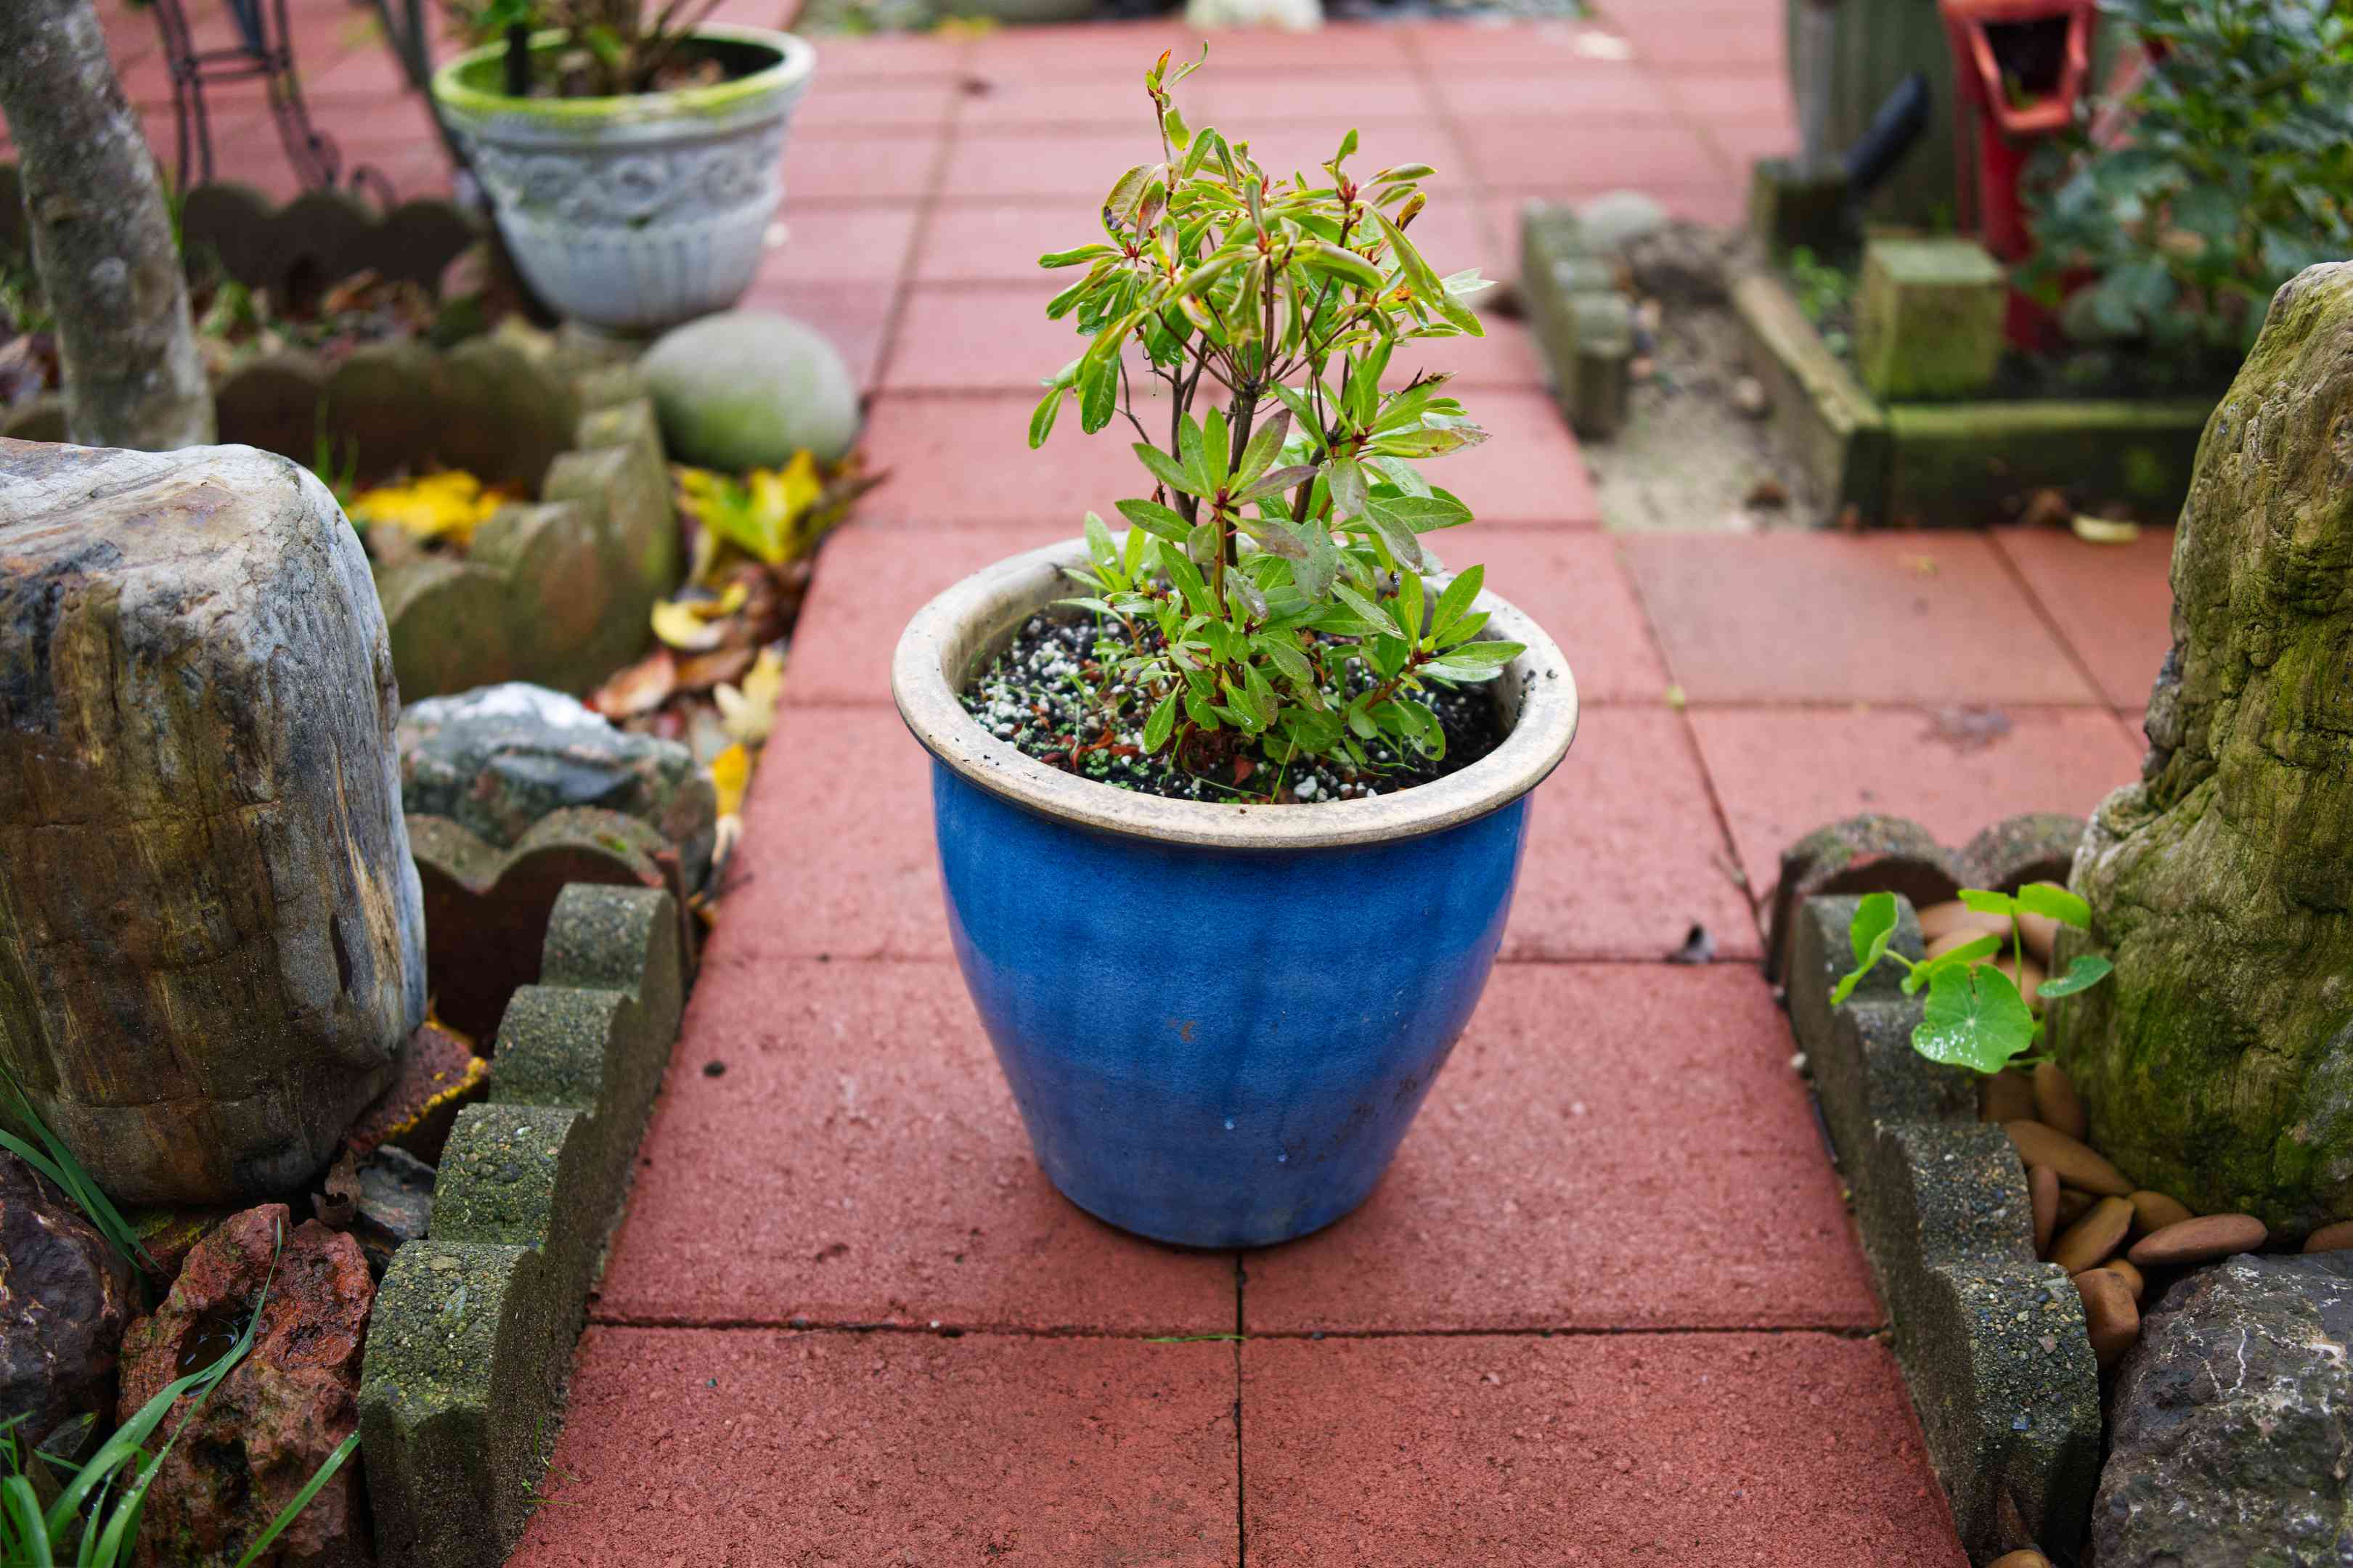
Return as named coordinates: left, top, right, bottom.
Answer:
left=894, top=537, right=1578, bottom=1249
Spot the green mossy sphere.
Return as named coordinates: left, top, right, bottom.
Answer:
left=640, top=311, right=859, bottom=471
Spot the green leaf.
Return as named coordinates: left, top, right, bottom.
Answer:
left=1077, top=352, right=1117, bottom=433
left=1392, top=570, right=1424, bottom=640
left=1039, top=244, right=1117, bottom=268
left=1829, top=891, right=1899, bottom=1005
left=1117, top=497, right=1192, bottom=542
left=1102, top=163, right=1160, bottom=232
left=1304, top=242, right=1387, bottom=292
left=1143, top=691, right=1178, bottom=754
left=1233, top=409, right=1292, bottom=487
left=1901, top=934, right=2003, bottom=995
left=1430, top=564, right=1482, bottom=637
left=2034, top=955, right=2114, bottom=1000
left=1028, top=386, right=1062, bottom=449
left=1133, top=443, right=1200, bottom=497
left=1914, top=964, right=2039, bottom=1074
left=232, top=1432, right=360, bottom=1568
left=1326, top=458, right=1369, bottom=520
left=1957, top=888, right=2018, bottom=918
left=1331, top=581, right=1391, bottom=633
left=2015, top=883, right=2092, bottom=929
left=1365, top=492, right=1472, bottom=534
left=1082, top=510, right=1117, bottom=570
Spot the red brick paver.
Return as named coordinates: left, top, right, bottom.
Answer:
left=70, top=1, right=2197, bottom=1559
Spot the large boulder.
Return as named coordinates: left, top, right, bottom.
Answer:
left=0, top=1153, right=138, bottom=1455
left=2095, top=1251, right=2353, bottom=1568
left=2058, top=264, right=2353, bottom=1232
left=0, top=440, right=426, bottom=1204
left=639, top=309, right=858, bottom=472
left=396, top=682, right=717, bottom=891
left=118, top=1206, right=374, bottom=1568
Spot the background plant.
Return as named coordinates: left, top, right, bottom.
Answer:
left=1833, top=885, right=2113, bottom=1074
left=1029, top=50, right=1521, bottom=781
left=445, top=0, right=729, bottom=97
left=2023, top=0, right=2353, bottom=364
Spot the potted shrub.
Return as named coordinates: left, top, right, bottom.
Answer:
left=431, top=1, right=816, bottom=335
left=892, top=52, right=1579, bottom=1249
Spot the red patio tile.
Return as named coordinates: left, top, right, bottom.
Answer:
left=786, top=523, right=1069, bottom=708
left=879, top=282, right=1077, bottom=393
left=590, top=955, right=1241, bottom=1331
left=752, top=203, right=923, bottom=289
left=789, top=76, right=961, bottom=133
left=1462, top=531, right=1670, bottom=705
left=786, top=129, right=942, bottom=203
left=1241, top=1335, right=1965, bottom=1567
left=1394, top=312, right=1545, bottom=391
left=1994, top=526, right=2175, bottom=712
left=735, top=278, right=899, bottom=393
left=941, top=130, right=1157, bottom=200
left=1703, top=116, right=1800, bottom=166
left=1621, top=26, right=1785, bottom=73
left=953, top=72, right=1164, bottom=128
left=514, top=1330, right=1238, bottom=1567
left=717, top=706, right=944, bottom=961
left=1504, top=705, right=1759, bottom=961
left=1400, top=19, right=1636, bottom=68
left=804, top=29, right=975, bottom=79
left=1660, top=68, right=1800, bottom=124
left=1437, top=388, right=1602, bottom=526
left=857, top=392, right=1155, bottom=528
left=913, top=200, right=1105, bottom=284
left=1240, top=118, right=1459, bottom=184
left=1193, top=70, right=1437, bottom=125
left=1456, top=114, right=1728, bottom=195
left=1428, top=66, right=1679, bottom=123
left=1244, top=963, right=1872, bottom=1331
left=1623, top=532, right=2105, bottom=705
left=1690, top=704, right=2144, bottom=897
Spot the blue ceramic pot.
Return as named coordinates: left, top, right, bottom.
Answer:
left=894, top=538, right=1578, bottom=1249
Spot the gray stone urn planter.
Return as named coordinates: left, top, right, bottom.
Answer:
left=432, top=25, right=817, bottom=335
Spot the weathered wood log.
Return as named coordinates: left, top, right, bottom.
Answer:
left=2058, top=263, right=2353, bottom=1235
left=0, top=438, right=425, bottom=1204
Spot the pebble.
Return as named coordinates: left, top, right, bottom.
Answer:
left=2099, top=1257, right=2145, bottom=1303
left=2005, top=1120, right=2133, bottom=1196
left=2028, top=1164, right=2058, bottom=1257
left=2304, top=1219, right=2353, bottom=1254
left=2032, top=1062, right=2087, bottom=1142
left=2127, top=1188, right=2195, bottom=1236
left=1991, top=1551, right=2055, bottom=1568
left=2129, top=1213, right=2268, bottom=1269
left=1918, top=900, right=2006, bottom=944
left=2071, top=1265, right=2140, bottom=1370
left=1980, top=1069, right=2037, bottom=1124
left=2050, top=1196, right=2133, bottom=1274
left=1731, top=375, right=1769, bottom=417
left=2054, top=1188, right=2097, bottom=1228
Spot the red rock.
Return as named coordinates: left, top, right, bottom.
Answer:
left=2304, top=1220, right=2353, bottom=1253
left=340, top=1021, right=486, bottom=1164
left=117, top=1207, right=373, bottom=1568
left=0, top=1154, right=137, bottom=1453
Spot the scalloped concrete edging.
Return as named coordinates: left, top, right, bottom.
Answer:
left=1784, top=891, right=2102, bottom=1564
left=358, top=882, right=685, bottom=1568
left=1519, top=202, right=1636, bottom=438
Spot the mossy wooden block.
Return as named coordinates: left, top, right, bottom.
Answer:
left=1857, top=237, right=2005, bottom=401
left=1885, top=398, right=2211, bottom=526
left=358, top=1241, right=567, bottom=1568
left=1731, top=271, right=1890, bottom=523
left=1748, top=156, right=1851, bottom=257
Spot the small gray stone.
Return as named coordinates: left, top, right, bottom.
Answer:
left=2096, top=1251, right=2353, bottom=1568
left=397, top=682, right=717, bottom=891
left=640, top=309, right=859, bottom=471
left=1575, top=189, right=1670, bottom=252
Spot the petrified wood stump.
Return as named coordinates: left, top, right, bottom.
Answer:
left=0, top=439, right=425, bottom=1204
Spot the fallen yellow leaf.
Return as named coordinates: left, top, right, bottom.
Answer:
left=347, top=470, right=504, bottom=547
left=714, top=647, right=786, bottom=745
left=710, top=743, right=751, bottom=820
left=651, top=598, right=726, bottom=652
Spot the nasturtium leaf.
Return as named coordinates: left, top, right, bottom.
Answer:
left=1914, top=964, right=2039, bottom=1074
left=1958, top=888, right=2019, bottom=918
left=1829, top=892, right=1899, bottom=1005
left=1901, top=934, right=2002, bottom=995
left=2016, top=883, right=2093, bottom=930
left=2034, top=955, right=2114, bottom=1000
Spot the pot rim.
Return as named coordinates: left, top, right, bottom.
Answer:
left=430, top=24, right=815, bottom=124
left=892, top=534, right=1581, bottom=852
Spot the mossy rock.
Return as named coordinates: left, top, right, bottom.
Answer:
left=640, top=309, right=859, bottom=471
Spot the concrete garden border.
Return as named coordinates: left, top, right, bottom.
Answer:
left=1771, top=812, right=2107, bottom=1562
left=1729, top=268, right=2213, bottom=528
left=358, top=880, right=685, bottom=1568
